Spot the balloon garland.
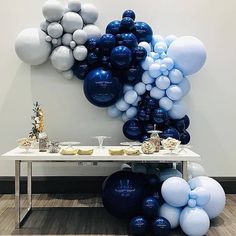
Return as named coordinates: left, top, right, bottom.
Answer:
left=15, top=0, right=206, bottom=143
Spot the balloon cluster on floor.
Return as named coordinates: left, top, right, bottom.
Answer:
left=102, top=167, right=226, bottom=236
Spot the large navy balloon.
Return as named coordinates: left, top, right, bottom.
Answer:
left=129, top=216, right=147, bottom=235
left=152, top=108, right=168, bottom=125
left=99, top=33, right=116, bottom=54
left=111, top=46, right=132, bottom=69
left=106, top=20, right=121, bottom=35
left=133, top=22, right=153, bottom=43
left=180, top=130, right=191, bottom=144
left=142, top=196, right=159, bottom=219
left=83, top=68, right=122, bottom=107
left=161, top=127, right=180, bottom=140
left=102, top=171, right=147, bottom=218
left=120, top=33, right=138, bottom=49
left=152, top=217, right=171, bottom=236
left=123, top=119, right=143, bottom=140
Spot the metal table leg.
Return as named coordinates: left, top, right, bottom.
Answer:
left=15, top=161, right=32, bottom=229
left=182, top=161, right=188, bottom=181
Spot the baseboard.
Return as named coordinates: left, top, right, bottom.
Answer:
left=0, top=176, right=235, bottom=194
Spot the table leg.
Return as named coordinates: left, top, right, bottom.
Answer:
left=182, top=161, right=188, bottom=181
left=27, top=161, right=32, bottom=208
left=15, top=160, right=20, bottom=228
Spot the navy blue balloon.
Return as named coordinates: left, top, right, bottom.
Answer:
left=102, top=171, right=147, bottom=218
left=161, top=127, right=180, bottom=140
left=120, top=17, right=135, bottom=33
left=120, top=33, right=138, bottom=49
left=129, top=216, right=147, bottom=235
left=142, top=196, right=159, bottom=219
left=144, top=96, right=159, bottom=109
left=72, top=61, right=90, bottom=80
left=85, top=38, right=100, bottom=52
left=182, top=115, right=190, bottom=129
left=174, top=119, right=185, bottom=132
left=86, top=52, right=99, bottom=66
left=125, top=64, right=143, bottom=85
left=133, top=46, right=147, bottom=62
left=83, top=68, right=122, bottom=107
left=138, top=109, right=150, bottom=122
left=133, top=22, right=153, bottom=43
left=122, top=10, right=136, bottom=20
left=147, top=174, right=160, bottom=193
left=139, top=134, right=149, bottom=143
left=152, top=217, right=171, bottom=236
left=111, top=46, right=132, bottom=69
left=106, top=20, right=121, bottom=35
left=152, top=108, right=168, bottom=125
left=101, top=55, right=111, bottom=69
left=123, top=119, right=142, bottom=140
left=142, top=123, right=154, bottom=133
left=100, top=34, right=116, bottom=54
left=180, top=130, right=191, bottom=144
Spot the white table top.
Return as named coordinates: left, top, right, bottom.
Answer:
left=1, top=146, right=201, bottom=162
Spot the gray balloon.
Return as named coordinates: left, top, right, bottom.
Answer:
left=80, top=3, right=98, bottom=24
left=15, top=28, right=52, bottom=65
left=42, top=0, right=64, bottom=22
left=47, top=22, right=63, bottom=38
left=50, top=46, right=75, bottom=71
left=68, top=0, right=81, bottom=12
left=73, top=45, right=87, bottom=61
left=62, top=33, right=73, bottom=46
left=70, top=41, right=76, bottom=49
left=45, top=35, right=52, bottom=42
left=62, top=70, right=74, bottom=80
left=61, top=12, right=83, bottom=33
left=83, top=24, right=101, bottom=39
left=40, top=20, right=49, bottom=32
left=73, top=29, right=88, bottom=45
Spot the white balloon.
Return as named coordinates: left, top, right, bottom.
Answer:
left=62, top=33, right=73, bottom=46
left=68, top=0, right=81, bottom=12
left=42, top=0, right=64, bottom=22
left=61, top=12, right=83, bottom=33
left=83, top=24, right=101, bottom=39
left=45, top=35, right=52, bottom=42
left=15, top=28, right=51, bottom=65
left=70, top=41, right=76, bottom=49
left=73, top=45, right=88, bottom=61
left=73, top=29, right=88, bottom=45
left=80, top=3, right=98, bottom=24
left=47, top=22, right=63, bottom=39
left=50, top=46, right=74, bottom=71
left=40, top=20, right=49, bottom=32
left=188, top=162, right=206, bottom=179
left=62, top=70, right=74, bottom=80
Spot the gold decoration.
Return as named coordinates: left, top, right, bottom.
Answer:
left=141, top=141, right=155, bottom=154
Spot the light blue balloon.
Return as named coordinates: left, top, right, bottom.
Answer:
left=188, top=199, right=197, bottom=208
left=154, top=41, right=167, bottom=54
left=146, top=84, right=153, bottom=91
left=165, top=35, right=177, bottom=47
left=159, top=97, right=173, bottom=111
left=178, top=78, right=191, bottom=96
left=162, top=70, right=169, bottom=76
left=160, top=64, right=168, bottom=72
left=160, top=52, right=167, bottom=59
left=115, top=98, right=130, bottom=111
left=142, top=71, right=155, bottom=84
left=107, top=105, right=122, bottom=118
left=189, top=187, right=210, bottom=207
left=149, top=52, right=159, bottom=60
left=152, top=34, right=164, bottom=47
left=169, top=69, right=184, bottom=84
left=122, top=112, right=129, bottom=122
left=159, top=203, right=182, bottom=229
left=132, top=96, right=141, bottom=106
left=166, top=85, right=183, bottom=101
left=124, top=90, right=138, bottom=104
left=123, top=84, right=133, bottom=93
left=180, top=207, right=210, bottom=236
left=167, top=36, right=207, bottom=76
left=155, top=76, right=170, bottom=90
left=138, top=41, right=152, bottom=55
left=150, top=87, right=165, bottom=99
left=162, top=57, right=174, bottom=70
left=149, top=63, right=161, bottom=78
left=126, top=107, right=138, bottom=119
left=141, top=56, right=154, bottom=70
left=161, top=177, right=191, bottom=207
left=168, top=100, right=187, bottom=119
left=159, top=168, right=182, bottom=182
left=134, top=82, right=146, bottom=95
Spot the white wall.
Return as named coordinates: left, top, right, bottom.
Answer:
left=0, top=0, right=235, bottom=177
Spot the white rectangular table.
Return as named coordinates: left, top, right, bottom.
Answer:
left=1, top=146, right=200, bottom=228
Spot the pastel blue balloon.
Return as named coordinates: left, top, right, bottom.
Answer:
left=134, top=82, right=146, bottom=95
left=162, top=57, right=174, bottom=70
left=160, top=52, right=167, bottom=59
left=122, top=113, right=129, bottom=122
left=154, top=42, right=167, bottom=54
left=159, top=203, right=182, bottom=229
left=159, top=168, right=182, bottom=182
left=155, top=76, right=170, bottom=90
left=146, top=84, right=153, bottom=91
left=180, top=207, right=210, bottom=236
left=167, top=36, right=207, bottom=76
left=132, top=96, right=141, bottom=106
left=165, top=35, right=177, bottom=47
left=149, top=52, right=159, bottom=60
left=149, top=63, right=161, bottom=78
left=178, top=78, right=191, bottom=96
left=123, top=84, right=133, bottom=93
left=162, top=70, right=169, bottom=76
left=166, top=85, right=183, bottom=101
left=138, top=41, right=151, bottom=55
left=188, top=199, right=197, bottom=208
left=141, top=56, right=154, bottom=70
left=160, top=64, right=168, bottom=72
left=150, top=87, right=165, bottom=100
left=168, top=100, right=187, bottom=119
left=116, top=98, right=130, bottom=111
left=161, top=177, right=191, bottom=207
left=124, top=90, right=138, bottom=104
left=189, top=187, right=210, bottom=207
left=107, top=105, right=122, bottom=118
left=126, top=107, right=138, bottom=119
left=169, top=69, right=184, bottom=84
left=159, top=97, right=173, bottom=111
left=142, top=71, right=155, bottom=84
left=152, top=34, right=164, bottom=46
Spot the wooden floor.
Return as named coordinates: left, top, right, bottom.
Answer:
left=0, top=194, right=235, bottom=236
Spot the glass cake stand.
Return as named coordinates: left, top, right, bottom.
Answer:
left=120, top=141, right=142, bottom=148
left=92, top=136, right=111, bottom=148
left=60, top=142, right=81, bottom=149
